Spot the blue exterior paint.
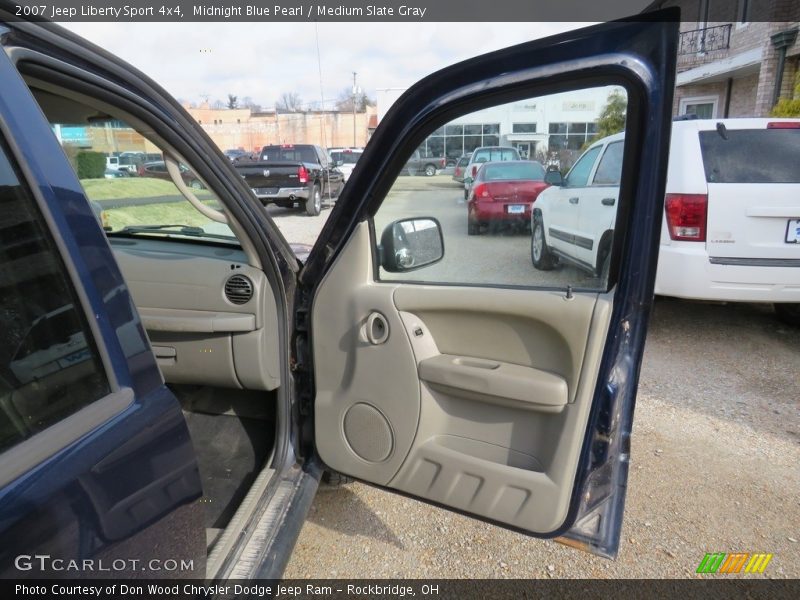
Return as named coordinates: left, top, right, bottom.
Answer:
left=0, top=36, right=205, bottom=577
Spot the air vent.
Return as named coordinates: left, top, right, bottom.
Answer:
left=224, top=274, right=254, bottom=305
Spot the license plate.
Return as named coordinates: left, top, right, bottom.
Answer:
left=507, top=205, right=526, bottom=214
left=253, top=187, right=278, bottom=196
left=786, top=219, right=800, bottom=243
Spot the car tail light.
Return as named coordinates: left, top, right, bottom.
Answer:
left=472, top=183, right=491, bottom=200
left=665, top=194, right=707, bottom=241
left=767, top=122, right=800, bottom=129
left=137, top=165, right=145, bottom=176
left=472, top=165, right=478, bottom=177
left=298, top=166, right=309, bottom=184
left=439, top=158, right=446, bottom=168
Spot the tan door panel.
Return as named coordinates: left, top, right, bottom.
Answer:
left=313, top=222, right=613, bottom=532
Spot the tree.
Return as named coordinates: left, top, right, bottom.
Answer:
left=227, top=94, right=239, bottom=109
left=771, top=71, right=800, bottom=117
left=241, top=96, right=262, bottom=112
left=592, top=89, right=628, bottom=142
left=335, top=87, right=375, bottom=112
left=276, top=92, right=304, bottom=112
left=211, top=99, right=225, bottom=110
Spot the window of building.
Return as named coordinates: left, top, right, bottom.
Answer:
left=548, top=122, right=597, bottom=151
left=512, top=123, right=537, bottom=133
left=420, top=122, right=501, bottom=161
left=679, top=95, right=718, bottom=119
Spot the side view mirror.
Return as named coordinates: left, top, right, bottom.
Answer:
left=334, top=160, right=344, bottom=167
left=380, top=217, right=444, bottom=273
left=544, top=170, right=563, bottom=186
left=464, top=176, right=474, bottom=186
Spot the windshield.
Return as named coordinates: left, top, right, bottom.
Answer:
left=50, top=117, right=237, bottom=243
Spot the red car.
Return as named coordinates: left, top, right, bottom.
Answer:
left=467, top=160, right=549, bottom=235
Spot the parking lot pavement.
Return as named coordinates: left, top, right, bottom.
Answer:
left=274, top=176, right=799, bottom=579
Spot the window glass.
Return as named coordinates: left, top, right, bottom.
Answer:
left=565, top=146, right=602, bottom=187
left=592, top=141, right=624, bottom=185
left=512, top=123, right=537, bottom=133
left=48, top=111, right=235, bottom=244
left=0, top=138, right=110, bottom=453
left=699, top=128, right=800, bottom=183
left=373, top=85, right=627, bottom=290
left=684, top=102, right=714, bottom=119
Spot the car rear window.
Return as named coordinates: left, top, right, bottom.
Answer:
left=331, top=151, right=361, bottom=164
left=261, top=146, right=317, bottom=163
left=483, top=162, right=545, bottom=181
left=473, top=148, right=518, bottom=163
left=698, top=128, right=800, bottom=183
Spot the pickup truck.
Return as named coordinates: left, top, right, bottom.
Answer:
left=404, top=149, right=447, bottom=176
left=235, top=144, right=344, bottom=216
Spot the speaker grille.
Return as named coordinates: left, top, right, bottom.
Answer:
left=343, top=403, right=393, bottom=463
left=224, top=274, right=253, bottom=305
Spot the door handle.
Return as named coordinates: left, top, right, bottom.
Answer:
left=602, top=197, right=616, bottom=206
left=365, top=312, right=389, bottom=345
left=568, top=197, right=579, bottom=204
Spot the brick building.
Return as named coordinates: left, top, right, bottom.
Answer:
left=647, top=0, right=800, bottom=117
left=184, top=104, right=376, bottom=153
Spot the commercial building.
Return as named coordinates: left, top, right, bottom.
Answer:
left=376, top=86, right=616, bottom=163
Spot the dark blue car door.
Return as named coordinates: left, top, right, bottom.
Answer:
left=0, top=30, right=205, bottom=577
left=303, top=15, right=679, bottom=559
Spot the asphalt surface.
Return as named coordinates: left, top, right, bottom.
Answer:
left=267, top=175, right=799, bottom=579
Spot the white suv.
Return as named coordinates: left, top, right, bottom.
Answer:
left=532, top=119, right=800, bottom=325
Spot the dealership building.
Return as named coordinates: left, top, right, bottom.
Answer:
left=376, top=86, right=617, bottom=161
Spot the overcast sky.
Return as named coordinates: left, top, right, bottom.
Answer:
left=61, top=22, right=594, bottom=109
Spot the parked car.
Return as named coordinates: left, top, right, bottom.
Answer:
left=138, top=160, right=205, bottom=189
left=235, top=144, right=344, bottom=216
left=329, top=147, right=363, bottom=183
left=0, top=8, right=678, bottom=579
left=467, top=160, right=549, bottom=235
left=104, top=168, right=129, bottom=178
left=656, top=118, right=800, bottom=325
left=531, top=132, right=622, bottom=278
left=532, top=118, right=800, bottom=325
left=451, top=152, right=472, bottom=184
left=223, top=148, right=249, bottom=162
left=404, top=149, right=446, bottom=176
left=463, top=146, right=521, bottom=198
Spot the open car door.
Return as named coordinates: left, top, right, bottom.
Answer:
left=300, top=15, right=678, bottom=558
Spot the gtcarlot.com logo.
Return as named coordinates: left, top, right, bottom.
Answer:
left=14, top=554, right=194, bottom=572
left=696, top=552, right=773, bottom=574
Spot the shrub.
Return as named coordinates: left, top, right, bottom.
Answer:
left=76, top=151, right=106, bottom=179
left=771, top=72, right=800, bottom=117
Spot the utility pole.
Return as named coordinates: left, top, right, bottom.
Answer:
left=352, top=72, right=360, bottom=147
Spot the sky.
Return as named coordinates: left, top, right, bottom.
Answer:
left=60, top=22, right=592, bottom=110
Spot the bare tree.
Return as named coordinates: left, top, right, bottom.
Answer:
left=211, top=99, right=225, bottom=110
left=241, top=96, right=262, bottom=112
left=335, top=87, right=375, bottom=112
left=227, top=94, right=239, bottom=109
left=276, top=92, right=304, bottom=112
